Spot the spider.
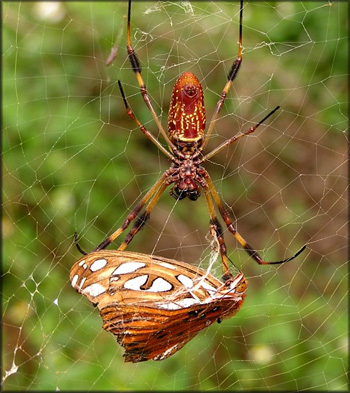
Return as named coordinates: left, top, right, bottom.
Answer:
left=77, top=0, right=305, bottom=281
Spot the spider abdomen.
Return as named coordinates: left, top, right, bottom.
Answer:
left=168, top=72, right=206, bottom=147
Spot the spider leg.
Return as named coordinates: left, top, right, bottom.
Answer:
left=92, top=173, right=168, bottom=251
left=203, top=187, right=238, bottom=281
left=126, top=0, right=176, bottom=152
left=117, top=181, right=169, bottom=251
left=202, top=106, right=280, bottom=162
left=205, top=175, right=306, bottom=265
left=74, top=232, right=88, bottom=255
left=118, top=81, right=173, bottom=160
left=202, top=0, right=243, bottom=150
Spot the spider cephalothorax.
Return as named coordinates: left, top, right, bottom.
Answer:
left=167, top=156, right=206, bottom=201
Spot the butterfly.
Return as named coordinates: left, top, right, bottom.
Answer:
left=70, top=250, right=247, bottom=362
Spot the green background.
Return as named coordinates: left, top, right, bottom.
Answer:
left=3, top=1, right=348, bottom=390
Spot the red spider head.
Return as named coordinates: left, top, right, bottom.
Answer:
left=168, top=72, right=206, bottom=150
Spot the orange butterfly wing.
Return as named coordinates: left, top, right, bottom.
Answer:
left=70, top=250, right=247, bottom=362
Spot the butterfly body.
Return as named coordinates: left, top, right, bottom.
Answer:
left=70, top=250, right=247, bottom=362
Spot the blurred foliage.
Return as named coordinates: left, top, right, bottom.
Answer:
left=3, top=1, right=348, bottom=391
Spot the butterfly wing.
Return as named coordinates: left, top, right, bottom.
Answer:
left=70, top=250, right=247, bottom=362
left=101, top=296, right=245, bottom=362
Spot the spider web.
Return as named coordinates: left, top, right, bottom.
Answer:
left=2, top=1, right=348, bottom=390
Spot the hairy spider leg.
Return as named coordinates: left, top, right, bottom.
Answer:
left=117, top=181, right=169, bottom=251
left=203, top=186, right=232, bottom=280
left=202, top=0, right=243, bottom=150
left=205, top=175, right=306, bottom=264
left=92, top=174, right=168, bottom=251
left=126, top=0, right=176, bottom=152
left=118, top=80, right=173, bottom=160
left=202, top=106, right=280, bottom=162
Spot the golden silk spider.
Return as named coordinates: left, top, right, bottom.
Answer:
left=75, top=0, right=305, bottom=283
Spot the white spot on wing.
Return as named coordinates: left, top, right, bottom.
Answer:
left=82, top=283, right=106, bottom=297
left=90, top=258, right=107, bottom=272
left=78, top=260, right=85, bottom=266
left=177, top=274, right=193, bottom=288
left=157, top=302, right=181, bottom=310
left=148, top=277, right=172, bottom=292
left=229, top=273, right=244, bottom=290
left=113, top=261, right=145, bottom=275
left=202, top=281, right=217, bottom=293
left=157, top=297, right=199, bottom=310
left=177, top=298, right=199, bottom=307
left=154, top=344, right=178, bottom=360
left=71, top=274, right=79, bottom=288
left=159, top=262, right=176, bottom=270
left=78, top=277, right=86, bottom=290
left=124, top=275, right=148, bottom=290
